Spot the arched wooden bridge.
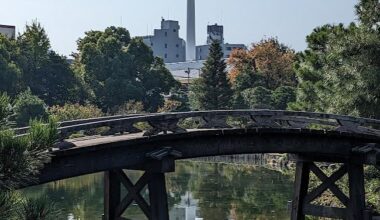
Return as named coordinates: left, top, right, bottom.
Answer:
left=18, top=110, right=380, bottom=220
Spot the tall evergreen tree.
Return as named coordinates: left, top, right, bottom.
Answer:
left=190, top=40, right=232, bottom=110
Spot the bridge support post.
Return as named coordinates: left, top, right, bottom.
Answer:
left=291, top=160, right=310, bottom=220
left=290, top=155, right=369, bottom=220
left=103, top=158, right=174, bottom=220
left=148, top=172, right=169, bottom=220
left=347, top=162, right=366, bottom=220
left=104, top=170, right=121, bottom=220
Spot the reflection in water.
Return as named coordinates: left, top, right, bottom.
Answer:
left=22, top=160, right=293, bottom=220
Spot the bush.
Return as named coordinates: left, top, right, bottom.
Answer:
left=49, top=103, right=103, bottom=121
left=158, top=99, right=183, bottom=113
left=0, top=191, right=20, bottom=220
left=112, top=100, right=145, bottom=115
left=13, top=90, right=48, bottom=127
left=28, top=118, right=59, bottom=151
left=16, top=197, right=61, bottom=220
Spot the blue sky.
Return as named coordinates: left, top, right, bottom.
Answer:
left=1, top=0, right=358, bottom=56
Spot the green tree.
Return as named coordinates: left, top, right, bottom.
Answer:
left=76, top=27, right=177, bottom=111
left=13, top=90, right=49, bottom=126
left=355, top=0, right=380, bottom=31
left=232, top=70, right=266, bottom=109
left=0, top=93, right=12, bottom=128
left=0, top=35, right=22, bottom=96
left=241, top=86, right=273, bottom=109
left=189, top=40, right=233, bottom=110
left=292, top=21, right=380, bottom=118
left=290, top=24, right=351, bottom=112
left=16, top=21, right=82, bottom=106
left=272, top=86, right=296, bottom=110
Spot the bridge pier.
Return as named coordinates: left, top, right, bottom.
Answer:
left=291, top=156, right=371, bottom=220
left=103, top=158, right=174, bottom=220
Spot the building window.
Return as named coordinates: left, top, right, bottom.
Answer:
left=165, top=32, right=168, bottom=37
left=227, top=47, right=232, bottom=51
left=151, top=43, right=153, bottom=46
left=176, top=54, right=179, bottom=58
left=165, top=43, right=168, bottom=48
left=173, top=29, right=177, bottom=32
left=165, top=54, right=168, bottom=58
left=176, top=44, right=179, bottom=48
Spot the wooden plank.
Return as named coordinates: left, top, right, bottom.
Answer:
left=347, top=162, right=366, bottom=220
left=148, top=172, right=169, bottom=220
left=309, top=163, right=349, bottom=206
left=303, top=204, right=346, bottom=219
left=104, top=171, right=121, bottom=220
left=291, top=161, right=310, bottom=220
left=306, top=164, right=348, bottom=206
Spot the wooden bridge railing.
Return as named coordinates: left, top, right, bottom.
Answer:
left=45, top=110, right=380, bottom=141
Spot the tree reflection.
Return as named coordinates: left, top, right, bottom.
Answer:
left=21, top=160, right=293, bottom=220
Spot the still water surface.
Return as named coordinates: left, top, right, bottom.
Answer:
left=23, top=160, right=293, bottom=220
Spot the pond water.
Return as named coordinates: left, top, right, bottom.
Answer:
left=23, top=160, right=294, bottom=220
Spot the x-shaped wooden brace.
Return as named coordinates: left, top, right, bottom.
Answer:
left=304, top=163, right=349, bottom=207
left=114, top=170, right=152, bottom=218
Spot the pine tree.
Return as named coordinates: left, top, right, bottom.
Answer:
left=190, top=40, right=233, bottom=110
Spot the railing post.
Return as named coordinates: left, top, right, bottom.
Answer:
left=291, top=160, right=311, bottom=220
left=104, top=170, right=121, bottom=220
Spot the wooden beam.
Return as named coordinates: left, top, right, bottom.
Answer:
left=104, top=171, right=121, bottom=220
left=347, top=162, right=366, bottom=220
left=306, top=164, right=349, bottom=206
left=148, top=172, right=169, bottom=220
left=115, top=170, right=151, bottom=218
left=303, top=204, right=346, bottom=219
left=291, top=161, right=311, bottom=220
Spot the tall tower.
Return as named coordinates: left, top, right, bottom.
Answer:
left=186, top=0, right=196, bottom=61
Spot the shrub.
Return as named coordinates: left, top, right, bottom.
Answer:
left=16, top=197, right=61, bottom=220
left=112, top=100, right=145, bottom=115
left=13, top=90, right=48, bottom=127
left=49, top=103, right=103, bottom=121
left=158, top=99, right=183, bottom=113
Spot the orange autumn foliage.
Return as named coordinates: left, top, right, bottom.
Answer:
left=228, top=38, right=296, bottom=89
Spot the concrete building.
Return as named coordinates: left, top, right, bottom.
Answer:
left=207, top=24, right=224, bottom=44
left=0, top=24, right=16, bottom=39
left=142, top=19, right=186, bottom=63
left=196, top=24, right=246, bottom=60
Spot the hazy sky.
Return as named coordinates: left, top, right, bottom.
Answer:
left=1, top=0, right=358, bottom=56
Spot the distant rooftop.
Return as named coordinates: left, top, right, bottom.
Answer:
left=0, top=24, right=16, bottom=28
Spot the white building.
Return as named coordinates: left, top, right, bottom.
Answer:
left=142, top=19, right=186, bottom=63
left=0, top=24, right=16, bottom=39
left=196, top=24, right=246, bottom=60
left=169, top=192, right=200, bottom=220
